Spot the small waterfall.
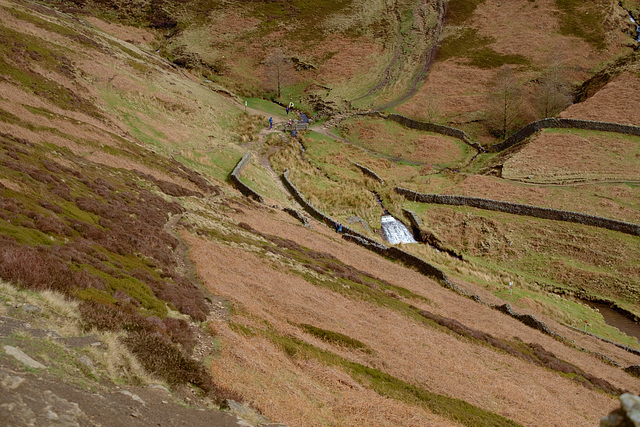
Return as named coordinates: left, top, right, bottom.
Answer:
left=629, top=13, right=640, bottom=43
left=381, top=215, right=417, bottom=244
left=621, top=2, right=640, bottom=45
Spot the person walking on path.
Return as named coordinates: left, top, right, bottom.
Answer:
left=286, top=106, right=289, bottom=115
left=269, top=117, right=273, bottom=129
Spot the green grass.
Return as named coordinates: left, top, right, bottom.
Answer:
left=75, top=287, right=119, bottom=305
left=239, top=161, right=291, bottom=205
left=396, top=202, right=640, bottom=345
left=297, top=323, right=373, bottom=353
left=438, top=28, right=530, bottom=68
left=80, top=265, right=167, bottom=317
left=336, top=117, right=476, bottom=169
left=556, top=0, right=608, bottom=50
left=265, top=330, right=520, bottom=427
left=438, top=28, right=492, bottom=62
left=0, top=220, right=58, bottom=246
left=494, top=283, right=640, bottom=347
left=445, top=0, right=487, bottom=25
left=246, top=98, right=287, bottom=117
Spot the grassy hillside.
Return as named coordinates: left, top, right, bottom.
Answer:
left=398, top=0, right=639, bottom=141
left=0, top=0, right=639, bottom=426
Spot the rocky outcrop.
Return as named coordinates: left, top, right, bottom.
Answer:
left=601, top=393, right=640, bottom=427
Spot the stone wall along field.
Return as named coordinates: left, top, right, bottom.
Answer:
left=491, top=118, right=640, bottom=152
left=230, top=153, right=265, bottom=203
left=395, top=188, right=640, bottom=237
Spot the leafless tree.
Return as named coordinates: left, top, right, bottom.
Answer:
left=534, top=61, right=572, bottom=119
left=264, top=48, right=295, bottom=99
left=486, top=65, right=524, bottom=139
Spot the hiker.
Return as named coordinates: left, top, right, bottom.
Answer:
left=286, top=106, right=289, bottom=115
left=289, top=118, right=292, bottom=126
left=269, top=117, right=273, bottom=129
left=336, top=223, right=343, bottom=233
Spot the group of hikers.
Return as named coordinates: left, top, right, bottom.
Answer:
left=268, top=101, right=295, bottom=130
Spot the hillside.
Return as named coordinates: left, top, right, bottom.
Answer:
left=0, top=0, right=639, bottom=426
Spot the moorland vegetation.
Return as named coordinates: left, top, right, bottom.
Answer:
left=1, top=0, right=640, bottom=425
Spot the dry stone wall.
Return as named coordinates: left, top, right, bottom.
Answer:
left=353, top=162, right=384, bottom=184
left=230, top=153, right=264, bottom=203
left=283, top=207, right=310, bottom=227
left=403, top=209, right=463, bottom=260
left=281, top=169, right=380, bottom=246
left=279, top=171, right=640, bottom=358
left=368, top=112, right=487, bottom=153
left=395, top=188, right=640, bottom=237
left=491, top=118, right=640, bottom=152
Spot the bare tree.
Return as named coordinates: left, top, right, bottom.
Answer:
left=264, top=48, right=295, bottom=99
left=534, top=61, right=572, bottom=119
left=486, top=65, right=524, bottom=140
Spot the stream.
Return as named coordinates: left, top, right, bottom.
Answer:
left=381, top=215, right=417, bottom=244
left=585, top=300, right=640, bottom=342
left=620, top=2, right=640, bottom=46
left=371, top=191, right=417, bottom=244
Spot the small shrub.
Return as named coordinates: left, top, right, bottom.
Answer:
left=0, top=241, right=74, bottom=292
left=123, top=331, right=211, bottom=388
left=163, top=317, right=197, bottom=354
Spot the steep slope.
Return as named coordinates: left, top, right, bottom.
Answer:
left=45, top=0, right=448, bottom=111
left=0, top=0, right=639, bottom=426
left=398, top=0, right=639, bottom=141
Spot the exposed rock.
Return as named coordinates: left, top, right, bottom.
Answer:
left=21, top=304, right=41, bottom=314
left=625, top=365, right=640, bottom=378
left=601, top=393, right=640, bottom=426
left=3, top=345, right=46, bottom=369
left=42, top=390, right=89, bottom=427
left=77, top=355, right=95, bottom=374
left=0, top=372, right=25, bottom=390
left=223, top=399, right=271, bottom=426
left=119, top=390, right=145, bottom=405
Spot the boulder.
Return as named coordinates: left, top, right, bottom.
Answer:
left=601, top=393, right=640, bottom=426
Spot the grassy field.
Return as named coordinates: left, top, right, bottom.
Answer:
left=1, top=1, right=640, bottom=425
left=502, top=129, right=640, bottom=184
left=403, top=202, right=640, bottom=313
left=337, top=116, right=477, bottom=169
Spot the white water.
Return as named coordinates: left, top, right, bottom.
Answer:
left=630, top=14, right=640, bottom=42
left=381, top=215, right=417, bottom=244
left=621, top=2, right=640, bottom=43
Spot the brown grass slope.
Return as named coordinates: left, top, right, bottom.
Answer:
left=398, top=0, right=639, bottom=142
left=0, top=0, right=639, bottom=426
left=186, top=204, right=640, bottom=426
